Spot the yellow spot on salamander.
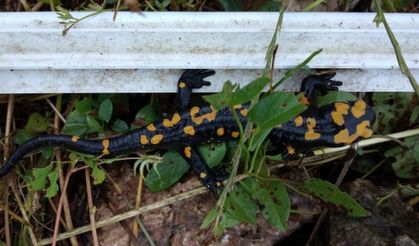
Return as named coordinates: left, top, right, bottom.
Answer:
left=102, top=139, right=110, bottom=155
left=140, top=135, right=149, bottom=145
left=71, top=136, right=80, bottom=143
left=163, top=113, right=181, bottom=128
left=184, top=146, right=192, bottom=158
left=334, top=129, right=351, bottom=145
left=304, top=117, right=321, bottom=140
left=351, top=100, right=367, bottom=118
left=146, top=124, right=156, bottom=132
left=233, top=104, right=242, bottom=109
left=299, top=95, right=310, bottom=105
left=190, top=106, right=217, bottom=125
left=358, top=120, right=373, bottom=138
left=331, top=102, right=350, bottom=126
left=150, top=134, right=163, bottom=144
left=305, top=132, right=321, bottom=140
left=240, top=108, right=248, bottom=117
left=334, top=120, right=373, bottom=144
left=179, top=82, right=186, bottom=88
left=183, top=126, right=196, bottom=136
left=231, top=131, right=240, bottom=138
left=216, top=181, right=222, bottom=187
left=287, top=145, right=296, bottom=155
left=294, top=115, right=303, bottom=127
left=200, top=172, right=207, bottom=179
left=216, top=128, right=224, bottom=136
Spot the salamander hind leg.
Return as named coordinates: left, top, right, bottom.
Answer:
left=180, top=145, right=223, bottom=197
left=175, top=69, right=215, bottom=110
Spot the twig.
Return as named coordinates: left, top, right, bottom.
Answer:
left=53, top=94, right=78, bottom=246
left=104, top=169, right=155, bottom=245
left=85, top=168, right=99, bottom=246
left=113, top=0, right=121, bottom=21
left=313, top=128, right=419, bottom=155
left=361, top=159, right=386, bottom=180
left=18, top=94, right=58, bottom=102
left=51, top=166, right=73, bottom=246
left=132, top=175, right=144, bottom=244
left=9, top=179, right=39, bottom=246
left=4, top=95, right=14, bottom=160
left=4, top=185, right=11, bottom=246
left=38, top=186, right=208, bottom=245
left=3, top=94, right=14, bottom=246
left=19, top=0, right=30, bottom=11
left=0, top=204, right=28, bottom=225
left=46, top=97, right=66, bottom=124
left=31, top=1, right=43, bottom=11
left=49, top=0, right=55, bottom=11
left=104, top=197, right=139, bottom=244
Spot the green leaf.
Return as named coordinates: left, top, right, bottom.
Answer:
left=84, top=157, right=106, bottom=185
left=69, top=152, right=81, bottom=167
left=213, top=212, right=241, bottom=238
left=145, top=151, right=190, bottom=192
left=41, top=146, right=55, bottom=160
left=225, top=141, right=239, bottom=160
left=203, top=81, right=235, bottom=110
left=86, top=115, right=103, bottom=133
left=385, top=136, right=419, bottom=179
left=25, top=113, right=47, bottom=134
left=98, top=99, right=113, bottom=122
left=200, top=208, right=217, bottom=229
left=38, top=0, right=61, bottom=5
left=62, top=111, right=88, bottom=136
left=259, top=0, right=281, bottom=11
left=409, top=104, right=419, bottom=125
left=249, top=128, right=272, bottom=152
left=197, top=143, right=226, bottom=168
left=217, top=0, right=241, bottom=11
left=314, top=91, right=357, bottom=108
left=75, top=97, right=95, bottom=113
left=248, top=92, right=306, bottom=129
left=91, top=165, right=106, bottom=185
left=266, top=152, right=283, bottom=161
left=30, top=164, right=54, bottom=190
left=243, top=178, right=290, bottom=231
left=398, top=184, right=419, bottom=197
left=135, top=104, right=162, bottom=125
left=231, top=77, right=271, bottom=105
left=373, top=92, right=412, bottom=134
left=224, top=184, right=257, bottom=224
left=14, top=129, right=33, bottom=145
left=46, top=169, right=59, bottom=198
left=304, top=178, right=370, bottom=217
left=97, top=93, right=113, bottom=103
left=112, top=119, right=129, bottom=133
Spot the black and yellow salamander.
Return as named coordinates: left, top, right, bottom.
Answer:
left=0, top=70, right=375, bottom=195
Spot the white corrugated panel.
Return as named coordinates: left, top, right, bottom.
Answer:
left=0, top=12, right=417, bottom=93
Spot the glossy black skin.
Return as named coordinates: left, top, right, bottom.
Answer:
left=0, top=70, right=375, bottom=196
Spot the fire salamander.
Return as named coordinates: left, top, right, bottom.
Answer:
left=0, top=70, right=375, bottom=195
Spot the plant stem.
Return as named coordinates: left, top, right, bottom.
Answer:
left=373, top=0, right=419, bottom=97
left=85, top=168, right=99, bottom=246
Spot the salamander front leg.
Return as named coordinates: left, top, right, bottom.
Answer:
left=175, top=69, right=215, bottom=111
left=180, top=146, right=223, bottom=197
left=299, top=73, right=343, bottom=104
